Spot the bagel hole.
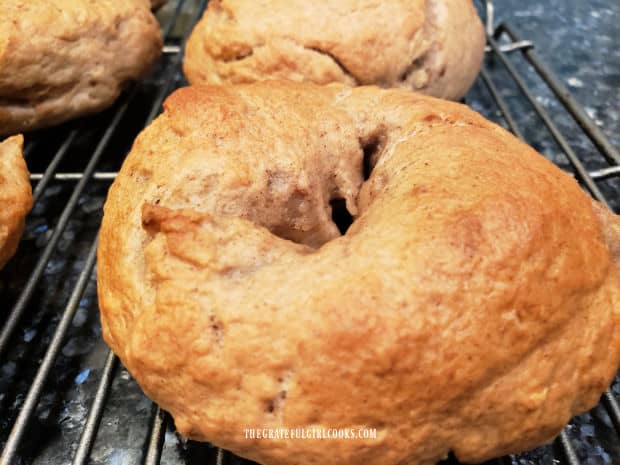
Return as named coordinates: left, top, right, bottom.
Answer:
left=362, top=135, right=384, bottom=180
left=330, top=198, right=354, bottom=235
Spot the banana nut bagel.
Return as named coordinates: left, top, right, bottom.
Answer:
left=98, top=82, right=620, bottom=465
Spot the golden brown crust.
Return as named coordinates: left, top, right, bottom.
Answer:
left=0, top=0, right=162, bottom=136
left=98, top=82, right=620, bottom=465
left=0, top=135, right=32, bottom=268
left=183, top=0, right=485, bottom=100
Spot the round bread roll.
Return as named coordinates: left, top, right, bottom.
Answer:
left=0, top=135, right=32, bottom=269
left=0, top=0, right=162, bottom=137
left=183, top=0, right=485, bottom=100
left=98, top=82, right=620, bottom=465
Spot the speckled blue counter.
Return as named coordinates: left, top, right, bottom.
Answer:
left=495, top=0, right=619, bottom=149
left=469, top=0, right=620, bottom=210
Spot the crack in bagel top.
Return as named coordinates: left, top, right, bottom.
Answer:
left=98, top=82, right=620, bottom=465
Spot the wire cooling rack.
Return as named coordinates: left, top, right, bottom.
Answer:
left=1, top=1, right=619, bottom=464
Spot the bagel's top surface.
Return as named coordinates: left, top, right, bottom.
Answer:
left=0, top=0, right=162, bottom=136
left=184, top=0, right=485, bottom=100
left=0, top=135, right=32, bottom=268
left=98, top=82, right=620, bottom=465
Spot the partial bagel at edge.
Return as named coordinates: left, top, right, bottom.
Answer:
left=0, top=135, right=32, bottom=269
left=0, top=0, right=162, bottom=137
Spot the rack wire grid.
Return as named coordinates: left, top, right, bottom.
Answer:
left=1, top=0, right=619, bottom=464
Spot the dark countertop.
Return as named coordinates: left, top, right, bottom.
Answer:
left=495, top=0, right=620, bottom=147
left=469, top=0, right=620, bottom=210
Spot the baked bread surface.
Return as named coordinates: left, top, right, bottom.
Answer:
left=0, top=0, right=162, bottom=136
left=0, top=135, right=32, bottom=268
left=98, top=82, right=620, bottom=465
left=184, top=0, right=485, bottom=100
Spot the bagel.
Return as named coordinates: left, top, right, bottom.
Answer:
left=98, top=82, right=620, bottom=465
left=0, top=135, right=32, bottom=269
left=0, top=0, right=162, bottom=136
left=183, top=0, right=485, bottom=100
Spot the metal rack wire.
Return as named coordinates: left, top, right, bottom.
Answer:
left=1, top=0, right=619, bottom=464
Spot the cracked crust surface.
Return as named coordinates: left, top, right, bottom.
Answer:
left=98, top=82, right=620, bottom=465
left=0, top=135, right=32, bottom=268
left=0, top=0, right=162, bottom=136
left=183, top=0, right=485, bottom=100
